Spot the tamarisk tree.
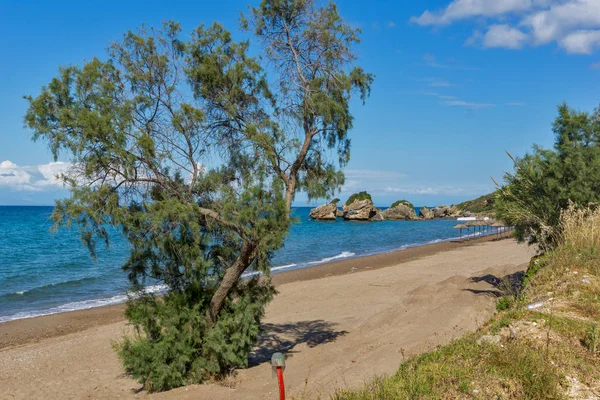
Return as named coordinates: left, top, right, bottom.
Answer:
left=25, top=0, right=372, bottom=391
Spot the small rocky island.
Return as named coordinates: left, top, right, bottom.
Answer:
left=309, top=191, right=472, bottom=221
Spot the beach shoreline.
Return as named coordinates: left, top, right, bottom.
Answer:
left=1, top=236, right=533, bottom=399
left=0, top=233, right=507, bottom=350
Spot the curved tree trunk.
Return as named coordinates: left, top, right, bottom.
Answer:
left=208, top=240, right=257, bottom=322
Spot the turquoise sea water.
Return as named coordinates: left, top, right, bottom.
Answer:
left=0, top=206, right=475, bottom=322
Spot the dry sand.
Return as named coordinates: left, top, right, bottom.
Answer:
left=0, top=237, right=534, bottom=399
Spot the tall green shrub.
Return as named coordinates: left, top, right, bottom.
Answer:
left=496, top=103, right=600, bottom=251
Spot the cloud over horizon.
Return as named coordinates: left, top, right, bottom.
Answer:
left=0, top=160, right=71, bottom=192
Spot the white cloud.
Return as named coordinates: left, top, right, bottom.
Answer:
left=417, top=91, right=494, bottom=110
left=388, top=21, right=397, bottom=28
left=421, top=53, right=479, bottom=70
left=589, top=61, right=600, bottom=69
left=0, top=160, right=71, bottom=191
left=559, top=29, right=600, bottom=53
left=505, top=102, right=527, bottom=106
left=420, top=77, right=456, bottom=87
left=524, top=0, right=600, bottom=45
left=0, top=161, right=34, bottom=190
left=384, top=186, right=475, bottom=196
left=411, top=0, right=537, bottom=26
left=413, top=0, right=600, bottom=55
left=445, top=100, right=495, bottom=108
left=468, top=24, right=529, bottom=49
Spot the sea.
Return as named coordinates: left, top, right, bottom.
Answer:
left=0, top=206, right=479, bottom=323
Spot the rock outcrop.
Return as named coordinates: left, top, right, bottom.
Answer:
left=369, top=209, right=385, bottom=221
left=309, top=201, right=339, bottom=220
left=343, top=198, right=378, bottom=221
left=431, top=205, right=459, bottom=218
left=382, top=200, right=417, bottom=220
left=419, top=206, right=434, bottom=220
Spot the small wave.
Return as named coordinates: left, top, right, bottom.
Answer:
left=270, top=263, right=297, bottom=273
left=241, top=263, right=298, bottom=278
left=307, top=251, right=356, bottom=265
left=140, top=284, right=168, bottom=295
left=0, top=284, right=170, bottom=323
left=0, top=293, right=130, bottom=323
left=1, top=275, right=108, bottom=300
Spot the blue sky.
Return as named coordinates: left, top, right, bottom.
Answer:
left=1, top=0, right=600, bottom=207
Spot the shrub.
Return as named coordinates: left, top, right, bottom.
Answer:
left=345, top=191, right=372, bottom=206
left=496, top=104, right=600, bottom=251
left=116, top=278, right=275, bottom=392
left=496, top=296, right=512, bottom=311
left=391, top=199, right=414, bottom=209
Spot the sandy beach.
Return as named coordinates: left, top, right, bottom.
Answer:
left=0, top=236, right=534, bottom=399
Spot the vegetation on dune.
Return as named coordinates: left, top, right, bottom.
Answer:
left=345, top=191, right=372, bottom=206
left=390, top=199, right=414, bottom=209
left=456, top=192, right=497, bottom=214
left=25, top=0, right=372, bottom=391
left=334, top=204, right=600, bottom=399
left=495, top=103, right=600, bottom=251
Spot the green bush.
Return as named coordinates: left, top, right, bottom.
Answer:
left=496, top=103, right=600, bottom=251
left=391, top=199, right=414, bottom=209
left=116, top=278, right=274, bottom=392
left=456, top=192, right=497, bottom=214
left=496, top=296, right=512, bottom=311
left=345, top=191, right=372, bottom=206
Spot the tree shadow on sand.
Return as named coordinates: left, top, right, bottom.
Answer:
left=248, top=320, right=348, bottom=366
left=464, top=270, right=525, bottom=298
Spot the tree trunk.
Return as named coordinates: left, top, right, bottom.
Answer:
left=207, top=165, right=298, bottom=323
left=285, top=182, right=295, bottom=210
left=207, top=240, right=257, bottom=322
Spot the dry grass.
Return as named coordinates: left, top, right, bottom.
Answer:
left=560, top=203, right=600, bottom=252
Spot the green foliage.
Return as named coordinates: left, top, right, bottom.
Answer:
left=330, top=198, right=341, bottom=204
left=117, top=278, right=274, bottom=391
left=345, top=191, right=372, bottom=206
left=244, top=0, right=374, bottom=203
left=456, top=192, right=497, bottom=214
left=390, top=199, right=414, bottom=209
left=496, top=103, right=600, bottom=251
left=25, top=1, right=371, bottom=392
left=496, top=296, right=512, bottom=311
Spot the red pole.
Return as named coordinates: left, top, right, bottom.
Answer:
left=277, top=366, right=285, bottom=400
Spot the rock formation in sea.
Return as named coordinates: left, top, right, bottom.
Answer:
left=381, top=200, right=417, bottom=220
left=431, top=205, right=460, bottom=218
left=342, top=192, right=379, bottom=220
left=311, top=193, right=480, bottom=222
left=309, top=200, right=340, bottom=220
left=419, top=206, right=434, bottom=220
